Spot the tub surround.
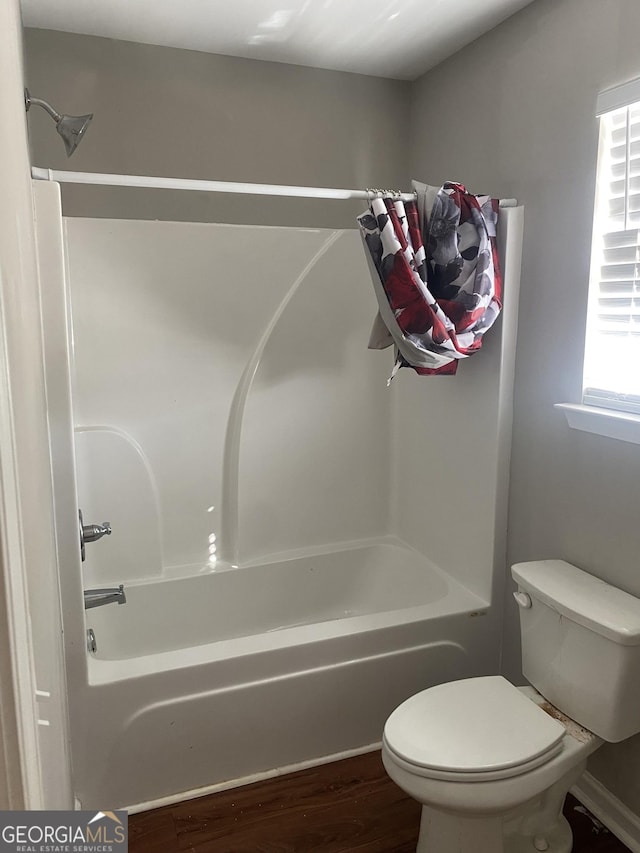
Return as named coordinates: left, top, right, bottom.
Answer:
left=64, top=217, right=390, bottom=582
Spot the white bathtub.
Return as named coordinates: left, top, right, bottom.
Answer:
left=75, top=540, right=496, bottom=811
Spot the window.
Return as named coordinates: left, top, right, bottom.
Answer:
left=583, top=78, right=640, bottom=415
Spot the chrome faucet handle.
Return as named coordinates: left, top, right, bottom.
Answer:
left=82, top=521, right=112, bottom=542
left=79, top=509, right=112, bottom=562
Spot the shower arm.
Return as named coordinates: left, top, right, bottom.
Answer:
left=25, top=90, right=62, bottom=123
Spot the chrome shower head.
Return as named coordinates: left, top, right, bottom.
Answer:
left=25, top=89, right=93, bottom=157
left=55, top=112, right=93, bottom=157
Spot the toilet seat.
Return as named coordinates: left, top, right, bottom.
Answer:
left=383, top=676, right=567, bottom=783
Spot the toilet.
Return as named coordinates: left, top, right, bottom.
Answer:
left=382, top=559, right=640, bottom=853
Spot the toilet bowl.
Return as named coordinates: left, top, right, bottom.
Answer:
left=382, top=676, right=602, bottom=853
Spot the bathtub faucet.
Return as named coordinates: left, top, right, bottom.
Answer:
left=84, top=584, right=127, bottom=610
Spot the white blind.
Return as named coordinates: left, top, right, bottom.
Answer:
left=583, top=95, right=640, bottom=414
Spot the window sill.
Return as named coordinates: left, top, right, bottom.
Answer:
left=555, top=403, right=640, bottom=445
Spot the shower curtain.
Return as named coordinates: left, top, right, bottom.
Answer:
left=357, top=181, right=502, bottom=377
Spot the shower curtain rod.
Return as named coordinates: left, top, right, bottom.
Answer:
left=31, top=166, right=518, bottom=207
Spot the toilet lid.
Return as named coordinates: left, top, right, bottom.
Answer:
left=384, top=676, right=566, bottom=775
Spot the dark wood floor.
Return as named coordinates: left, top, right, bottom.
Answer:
left=129, top=751, right=630, bottom=852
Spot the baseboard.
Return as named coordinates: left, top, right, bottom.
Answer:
left=572, top=772, right=640, bottom=852
left=124, top=741, right=382, bottom=815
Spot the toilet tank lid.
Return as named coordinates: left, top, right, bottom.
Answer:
left=512, top=560, right=640, bottom=646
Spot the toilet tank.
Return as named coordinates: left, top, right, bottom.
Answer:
left=512, top=560, right=640, bottom=742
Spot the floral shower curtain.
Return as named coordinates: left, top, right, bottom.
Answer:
left=357, top=181, right=502, bottom=377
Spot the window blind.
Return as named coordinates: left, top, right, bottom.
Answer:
left=583, top=91, right=640, bottom=414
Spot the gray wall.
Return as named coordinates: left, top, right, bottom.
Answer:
left=408, top=0, right=640, bottom=814
left=23, top=28, right=411, bottom=229
left=24, top=0, right=640, bottom=817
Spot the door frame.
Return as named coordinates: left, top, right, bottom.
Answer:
left=0, top=0, right=73, bottom=809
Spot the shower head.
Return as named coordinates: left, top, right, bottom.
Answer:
left=25, top=89, right=93, bottom=157
left=56, top=113, right=93, bottom=157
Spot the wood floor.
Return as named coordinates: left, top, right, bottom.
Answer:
left=129, top=751, right=630, bottom=852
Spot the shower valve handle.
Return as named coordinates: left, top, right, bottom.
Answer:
left=79, top=509, right=112, bottom=562
left=83, top=521, right=112, bottom=541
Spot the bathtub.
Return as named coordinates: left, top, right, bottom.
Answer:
left=74, top=539, right=496, bottom=811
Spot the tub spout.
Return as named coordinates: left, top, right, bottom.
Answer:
left=84, top=584, right=127, bottom=609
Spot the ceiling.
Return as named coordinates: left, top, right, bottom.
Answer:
left=20, top=0, right=535, bottom=80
